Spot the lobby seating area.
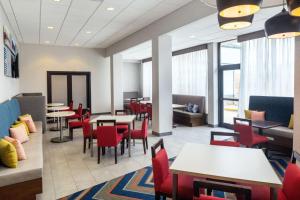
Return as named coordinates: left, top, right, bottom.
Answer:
left=1, top=1, right=300, bottom=200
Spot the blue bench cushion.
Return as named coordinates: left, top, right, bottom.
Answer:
left=0, top=99, right=21, bottom=138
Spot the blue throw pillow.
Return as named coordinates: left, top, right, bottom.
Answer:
left=192, top=104, right=199, bottom=113
left=186, top=103, right=194, bottom=112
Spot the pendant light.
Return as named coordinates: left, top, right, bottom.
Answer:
left=218, top=14, right=254, bottom=30
left=217, top=0, right=262, bottom=18
left=265, top=1, right=300, bottom=39
left=287, top=0, right=300, bottom=16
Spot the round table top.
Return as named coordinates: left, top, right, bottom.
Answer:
left=47, top=103, right=64, bottom=107
left=47, top=106, right=69, bottom=111
left=46, top=111, right=75, bottom=118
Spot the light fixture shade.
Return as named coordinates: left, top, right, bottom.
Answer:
left=287, top=0, right=300, bottom=16
left=217, top=0, right=262, bottom=18
left=218, top=14, right=254, bottom=30
left=265, top=8, right=300, bottom=39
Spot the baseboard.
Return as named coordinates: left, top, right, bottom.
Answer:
left=91, top=112, right=112, bottom=116
left=152, top=131, right=172, bottom=136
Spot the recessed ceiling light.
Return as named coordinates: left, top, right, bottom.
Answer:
left=86, top=31, right=92, bottom=34
left=47, top=26, right=54, bottom=30
left=53, top=0, right=61, bottom=2
left=45, top=41, right=50, bottom=44
left=107, top=7, right=115, bottom=11
left=189, top=35, right=196, bottom=39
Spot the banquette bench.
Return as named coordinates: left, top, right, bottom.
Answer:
left=0, top=98, right=44, bottom=200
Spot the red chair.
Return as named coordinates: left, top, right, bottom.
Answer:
left=139, top=103, right=148, bottom=120
left=115, top=110, right=129, bottom=134
left=129, top=99, right=137, bottom=115
left=96, top=120, right=124, bottom=164
left=67, top=100, right=73, bottom=111
left=233, top=118, right=269, bottom=148
left=68, top=110, right=91, bottom=140
left=124, top=117, right=148, bottom=154
left=146, top=103, right=152, bottom=121
left=65, top=103, right=83, bottom=127
left=151, top=139, right=195, bottom=200
left=210, top=131, right=240, bottom=147
left=82, top=118, right=97, bottom=154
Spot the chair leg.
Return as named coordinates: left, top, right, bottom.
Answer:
left=102, top=147, right=106, bottom=155
left=83, top=138, right=86, bottom=153
left=155, top=192, right=160, bottom=200
left=133, top=139, right=135, bottom=146
left=65, top=119, right=68, bottom=128
left=143, top=139, right=146, bottom=154
left=88, top=138, right=91, bottom=149
left=162, top=196, right=166, bottom=200
left=69, top=128, right=73, bottom=140
left=98, top=147, right=101, bottom=164
left=145, top=137, right=148, bottom=149
left=114, top=146, right=117, bottom=164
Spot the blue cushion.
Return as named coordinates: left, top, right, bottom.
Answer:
left=9, top=99, right=21, bottom=121
left=192, top=104, right=199, bottom=113
left=2, top=101, right=14, bottom=125
left=0, top=104, right=12, bottom=138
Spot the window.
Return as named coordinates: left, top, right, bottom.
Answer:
left=142, top=61, right=152, bottom=99
left=172, top=50, right=208, bottom=96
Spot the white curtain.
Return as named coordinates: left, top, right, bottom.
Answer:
left=239, top=37, right=295, bottom=116
left=142, top=61, right=152, bottom=99
left=172, top=50, right=208, bottom=96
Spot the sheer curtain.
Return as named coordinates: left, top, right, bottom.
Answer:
left=172, top=50, right=208, bottom=96
left=239, top=37, right=295, bottom=116
left=142, top=61, right=152, bottom=99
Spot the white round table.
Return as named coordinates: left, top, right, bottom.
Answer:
left=47, top=106, right=70, bottom=131
left=47, top=103, right=64, bottom=107
left=46, top=111, right=75, bottom=143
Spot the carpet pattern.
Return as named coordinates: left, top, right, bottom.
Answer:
left=60, top=152, right=289, bottom=200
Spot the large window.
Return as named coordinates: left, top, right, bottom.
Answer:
left=142, top=61, right=152, bottom=98
left=238, top=37, right=295, bottom=116
left=172, top=50, right=208, bottom=96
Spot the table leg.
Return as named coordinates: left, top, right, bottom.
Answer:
left=90, top=123, right=94, bottom=157
left=128, top=123, right=131, bottom=157
left=51, top=117, right=71, bottom=143
left=172, top=173, right=178, bottom=200
left=271, top=187, right=277, bottom=200
left=59, top=117, right=62, bottom=141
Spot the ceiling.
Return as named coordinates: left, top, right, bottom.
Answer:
left=121, top=5, right=283, bottom=60
left=0, top=0, right=193, bottom=48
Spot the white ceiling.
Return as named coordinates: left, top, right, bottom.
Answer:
left=0, top=0, right=193, bottom=48
left=121, top=5, right=283, bottom=60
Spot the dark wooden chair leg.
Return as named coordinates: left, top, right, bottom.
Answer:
left=162, top=196, right=166, bottom=200
left=133, top=139, right=135, bottom=146
left=69, top=128, right=73, bottom=140
left=114, top=146, right=118, bottom=164
left=145, top=137, right=148, bottom=149
left=143, top=139, right=146, bottom=154
left=155, top=192, right=160, bottom=200
left=88, top=138, right=91, bottom=149
left=102, top=147, right=105, bottom=155
left=98, top=146, right=101, bottom=164
left=83, top=138, right=87, bottom=153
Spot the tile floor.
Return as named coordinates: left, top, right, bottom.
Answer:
left=37, top=121, right=228, bottom=200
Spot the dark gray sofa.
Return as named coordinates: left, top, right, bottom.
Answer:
left=173, top=95, right=206, bottom=127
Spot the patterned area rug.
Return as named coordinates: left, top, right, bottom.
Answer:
left=60, top=152, right=289, bottom=200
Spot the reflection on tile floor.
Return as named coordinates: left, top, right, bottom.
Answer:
left=37, top=121, right=228, bottom=200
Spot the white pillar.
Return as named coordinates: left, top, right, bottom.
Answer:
left=207, top=43, right=219, bottom=126
left=110, top=53, right=124, bottom=114
left=152, top=35, right=173, bottom=136
left=294, top=37, right=300, bottom=157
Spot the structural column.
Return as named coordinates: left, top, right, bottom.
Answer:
left=110, top=53, right=124, bottom=114
left=294, top=37, right=300, bottom=159
left=152, top=35, right=173, bottom=136
left=207, top=43, right=219, bottom=127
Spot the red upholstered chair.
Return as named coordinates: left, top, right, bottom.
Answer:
left=146, top=103, right=152, bottom=121
left=65, top=103, right=83, bottom=127
left=124, top=117, right=149, bottom=154
left=96, top=120, right=124, bottom=164
left=210, top=131, right=240, bottom=147
left=233, top=118, right=269, bottom=148
left=115, top=110, right=129, bottom=134
left=67, top=100, right=73, bottom=111
left=193, top=180, right=251, bottom=200
left=129, top=100, right=138, bottom=115
left=151, top=139, right=195, bottom=200
left=82, top=118, right=97, bottom=153
left=139, top=103, right=148, bottom=120
left=68, top=110, right=91, bottom=140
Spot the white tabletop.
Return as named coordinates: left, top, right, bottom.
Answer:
left=47, top=106, right=69, bottom=111
left=90, top=115, right=136, bottom=124
left=46, top=111, right=75, bottom=118
left=170, top=143, right=282, bottom=188
left=47, top=103, right=64, bottom=107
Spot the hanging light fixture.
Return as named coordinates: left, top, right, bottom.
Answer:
left=265, top=4, right=300, bottom=39
left=286, top=0, right=300, bottom=16
left=217, top=0, right=262, bottom=18
left=218, top=14, right=254, bottom=30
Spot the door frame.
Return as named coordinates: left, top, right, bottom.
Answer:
left=47, top=71, right=91, bottom=110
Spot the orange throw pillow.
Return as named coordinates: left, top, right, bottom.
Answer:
left=10, top=124, right=29, bottom=143
left=4, top=136, right=27, bottom=160
left=20, top=115, right=37, bottom=133
left=251, top=111, right=265, bottom=121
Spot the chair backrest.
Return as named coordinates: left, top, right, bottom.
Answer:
left=282, top=161, right=300, bottom=200
left=82, top=119, right=92, bottom=138
left=77, top=103, right=83, bottom=116
left=115, top=110, right=126, bottom=115
left=151, top=139, right=170, bottom=192
left=210, top=131, right=240, bottom=147
left=233, top=118, right=254, bottom=147
left=69, top=100, right=73, bottom=110
left=146, top=104, right=152, bottom=118
left=96, top=120, right=119, bottom=147
left=141, top=117, right=149, bottom=138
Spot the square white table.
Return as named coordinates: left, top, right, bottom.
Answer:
left=170, top=143, right=282, bottom=200
left=89, top=115, right=136, bottom=157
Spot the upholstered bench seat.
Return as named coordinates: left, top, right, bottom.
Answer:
left=264, top=126, right=293, bottom=139
left=173, top=109, right=205, bottom=127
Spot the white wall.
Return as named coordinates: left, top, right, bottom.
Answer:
left=122, top=61, right=141, bottom=93
left=294, top=37, right=300, bottom=158
left=0, top=6, right=20, bottom=102
left=19, top=44, right=111, bottom=113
